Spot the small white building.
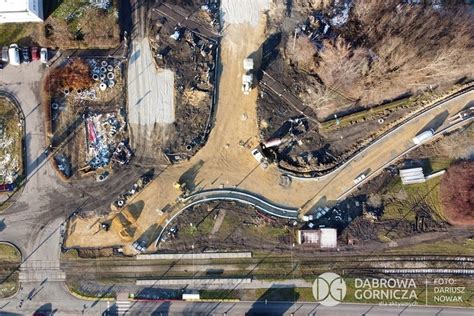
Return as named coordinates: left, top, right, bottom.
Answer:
left=399, top=167, right=425, bottom=185
left=297, top=228, right=338, bottom=249
left=0, top=0, right=43, bottom=23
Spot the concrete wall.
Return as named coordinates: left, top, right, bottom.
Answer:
left=136, top=278, right=252, bottom=286
left=137, top=252, right=252, bottom=260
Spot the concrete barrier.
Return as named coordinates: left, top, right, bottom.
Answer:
left=136, top=278, right=252, bottom=286
left=137, top=251, right=252, bottom=260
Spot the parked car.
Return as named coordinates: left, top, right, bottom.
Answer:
left=22, top=47, right=30, bottom=63
left=251, top=148, right=264, bottom=163
left=1, top=46, right=8, bottom=63
left=8, top=44, right=20, bottom=66
left=40, top=47, right=48, bottom=63
left=0, top=62, right=3, bottom=70
left=31, top=46, right=40, bottom=61
left=353, top=173, right=367, bottom=185
left=132, top=240, right=147, bottom=252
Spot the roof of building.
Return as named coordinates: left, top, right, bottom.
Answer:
left=400, top=167, right=425, bottom=185
left=319, top=228, right=337, bottom=249
left=299, top=228, right=337, bottom=248
left=0, top=0, right=29, bottom=13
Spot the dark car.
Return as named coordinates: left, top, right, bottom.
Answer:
left=31, top=46, right=40, bottom=61
left=0, top=62, right=3, bottom=70
left=22, top=47, right=30, bottom=63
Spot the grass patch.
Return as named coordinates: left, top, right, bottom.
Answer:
left=428, top=157, right=453, bottom=173
left=60, top=248, right=80, bottom=260
left=199, top=289, right=241, bottom=300
left=0, top=23, right=39, bottom=46
left=321, top=97, right=414, bottom=130
left=52, top=0, right=90, bottom=19
left=384, top=238, right=474, bottom=256
left=0, top=243, right=20, bottom=261
left=0, top=0, right=119, bottom=49
left=381, top=177, right=444, bottom=222
left=254, top=287, right=314, bottom=302
left=0, top=243, right=20, bottom=299
left=0, top=275, right=18, bottom=299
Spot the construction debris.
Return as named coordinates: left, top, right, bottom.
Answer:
left=0, top=100, right=23, bottom=186
left=84, top=112, right=130, bottom=170
left=150, top=2, right=219, bottom=157
left=48, top=57, right=128, bottom=179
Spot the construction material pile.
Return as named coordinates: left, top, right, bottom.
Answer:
left=88, top=59, right=120, bottom=92
left=0, top=103, right=22, bottom=188
left=85, top=112, right=131, bottom=170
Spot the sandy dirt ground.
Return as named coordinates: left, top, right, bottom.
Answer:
left=66, top=6, right=474, bottom=250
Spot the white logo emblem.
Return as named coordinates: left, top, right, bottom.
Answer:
left=312, top=272, right=347, bottom=306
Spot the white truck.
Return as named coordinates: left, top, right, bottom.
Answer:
left=242, top=58, right=254, bottom=95
left=412, top=129, right=434, bottom=145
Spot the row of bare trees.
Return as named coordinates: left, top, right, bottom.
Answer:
left=289, top=0, right=474, bottom=108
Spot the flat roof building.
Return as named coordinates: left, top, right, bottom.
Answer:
left=297, top=228, right=338, bottom=248
left=0, top=0, right=43, bottom=23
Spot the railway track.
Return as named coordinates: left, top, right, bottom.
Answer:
left=59, top=255, right=474, bottom=279
left=59, top=254, right=474, bottom=265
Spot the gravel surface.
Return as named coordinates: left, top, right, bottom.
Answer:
left=221, top=0, right=270, bottom=26
left=128, top=38, right=175, bottom=126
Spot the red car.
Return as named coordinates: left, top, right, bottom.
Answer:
left=31, top=46, right=40, bottom=61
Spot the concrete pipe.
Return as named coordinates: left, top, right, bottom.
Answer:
left=186, top=145, right=193, bottom=151
left=108, top=80, right=115, bottom=88
left=378, top=118, right=384, bottom=124
left=100, top=66, right=107, bottom=73
left=101, top=60, right=108, bottom=67
left=92, top=74, right=100, bottom=81
left=107, top=72, right=115, bottom=80
left=99, top=83, right=107, bottom=91
left=107, top=64, right=114, bottom=72
left=52, top=103, right=59, bottom=110
left=100, top=73, right=106, bottom=80
left=64, top=89, right=70, bottom=95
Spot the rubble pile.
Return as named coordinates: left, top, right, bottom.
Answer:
left=199, top=0, right=220, bottom=28
left=150, top=9, right=218, bottom=156
left=85, top=112, right=131, bottom=170
left=54, top=154, right=72, bottom=178
left=113, top=173, right=153, bottom=210
left=0, top=116, right=21, bottom=186
left=89, top=0, right=111, bottom=10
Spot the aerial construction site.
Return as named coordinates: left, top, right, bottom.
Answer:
left=0, top=0, right=473, bottom=311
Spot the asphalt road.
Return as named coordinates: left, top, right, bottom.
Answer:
left=1, top=295, right=473, bottom=316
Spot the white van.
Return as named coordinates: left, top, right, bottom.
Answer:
left=8, top=44, right=20, bottom=66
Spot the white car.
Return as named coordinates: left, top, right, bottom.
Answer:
left=251, top=148, right=264, bottom=163
left=8, top=44, right=20, bottom=66
left=40, top=47, right=48, bottom=63
left=353, top=174, right=367, bottom=184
